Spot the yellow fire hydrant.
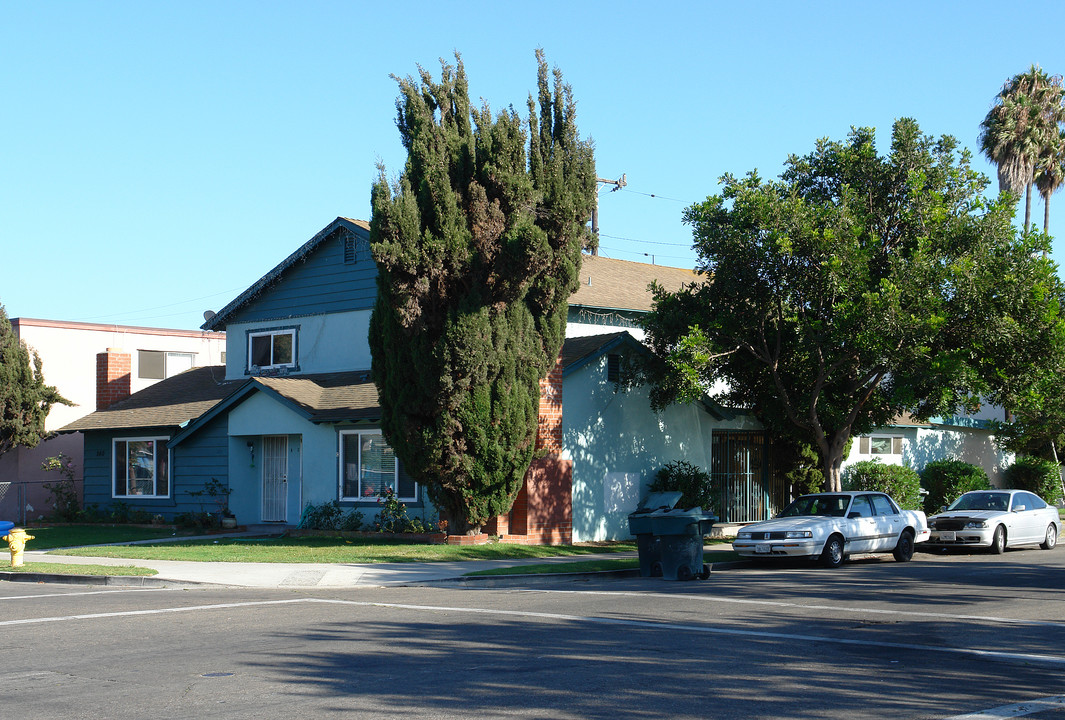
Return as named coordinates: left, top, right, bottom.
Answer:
left=2, top=528, right=34, bottom=567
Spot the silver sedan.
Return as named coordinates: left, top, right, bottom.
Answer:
left=926, top=489, right=1061, bottom=553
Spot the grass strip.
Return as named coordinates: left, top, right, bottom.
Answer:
left=1, top=563, right=157, bottom=577
left=51, top=536, right=639, bottom=564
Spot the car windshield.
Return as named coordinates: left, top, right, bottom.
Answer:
left=946, top=492, right=1011, bottom=512
left=777, top=495, right=849, bottom=518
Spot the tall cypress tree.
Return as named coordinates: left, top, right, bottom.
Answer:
left=0, top=305, right=70, bottom=456
left=369, top=51, right=596, bottom=534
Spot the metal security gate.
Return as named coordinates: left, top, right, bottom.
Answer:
left=710, top=431, right=787, bottom=523
left=261, top=436, right=288, bottom=522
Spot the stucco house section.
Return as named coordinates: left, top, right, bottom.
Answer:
left=558, top=332, right=763, bottom=541
left=843, top=412, right=1013, bottom=485
left=1, top=318, right=225, bottom=523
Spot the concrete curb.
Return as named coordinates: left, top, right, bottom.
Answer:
left=0, top=571, right=203, bottom=588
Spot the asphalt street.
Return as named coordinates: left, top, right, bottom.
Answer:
left=2, top=547, right=1065, bottom=719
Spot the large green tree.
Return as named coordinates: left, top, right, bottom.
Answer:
left=369, top=51, right=596, bottom=534
left=0, top=305, right=70, bottom=456
left=641, top=119, right=1065, bottom=491
left=979, top=65, right=1065, bottom=232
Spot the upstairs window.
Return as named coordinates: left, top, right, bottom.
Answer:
left=138, top=350, right=195, bottom=379
left=113, top=437, right=169, bottom=498
left=248, top=329, right=296, bottom=371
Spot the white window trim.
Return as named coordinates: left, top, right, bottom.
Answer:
left=247, top=328, right=297, bottom=371
left=338, top=430, right=414, bottom=502
left=112, top=436, right=171, bottom=499
left=866, top=435, right=902, bottom=455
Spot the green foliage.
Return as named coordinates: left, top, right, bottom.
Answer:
left=0, top=305, right=71, bottom=456
left=919, top=459, right=991, bottom=513
left=41, top=453, right=81, bottom=521
left=648, top=460, right=716, bottom=513
left=1003, top=456, right=1063, bottom=503
left=174, top=511, right=219, bottom=530
left=842, top=460, right=922, bottom=510
left=299, top=501, right=365, bottom=532
left=640, top=119, right=1065, bottom=492
left=369, top=51, right=596, bottom=534
left=775, top=436, right=827, bottom=495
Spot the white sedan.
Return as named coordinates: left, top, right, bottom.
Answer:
left=926, top=489, right=1060, bottom=553
left=732, top=492, right=930, bottom=568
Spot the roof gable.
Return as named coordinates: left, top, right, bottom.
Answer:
left=202, top=217, right=372, bottom=331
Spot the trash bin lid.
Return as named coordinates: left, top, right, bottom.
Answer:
left=0, top=521, right=13, bottom=535
left=635, top=491, right=683, bottom=512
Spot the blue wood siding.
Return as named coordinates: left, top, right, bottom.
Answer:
left=227, top=227, right=377, bottom=324
left=81, top=416, right=230, bottom=520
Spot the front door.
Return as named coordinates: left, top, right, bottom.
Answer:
left=262, top=436, right=288, bottom=522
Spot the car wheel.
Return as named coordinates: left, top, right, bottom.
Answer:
left=893, top=529, right=915, bottom=562
left=990, top=525, right=1006, bottom=554
left=820, top=535, right=846, bottom=568
left=1041, top=524, right=1058, bottom=550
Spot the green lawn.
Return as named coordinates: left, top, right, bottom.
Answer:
left=24, top=525, right=207, bottom=550
left=49, top=533, right=639, bottom=564
left=1, top=562, right=157, bottom=577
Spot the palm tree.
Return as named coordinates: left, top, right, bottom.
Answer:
left=1036, top=128, right=1065, bottom=233
left=979, top=65, right=1065, bottom=232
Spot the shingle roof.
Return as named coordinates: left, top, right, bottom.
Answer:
left=60, top=366, right=238, bottom=433
left=570, top=255, right=700, bottom=312
left=254, top=371, right=380, bottom=422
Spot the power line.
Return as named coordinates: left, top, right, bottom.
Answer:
left=620, top=187, right=689, bottom=203
left=599, top=232, right=693, bottom=248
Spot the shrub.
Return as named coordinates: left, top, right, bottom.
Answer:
left=375, top=487, right=413, bottom=533
left=300, top=500, right=366, bottom=532
left=920, top=459, right=990, bottom=513
left=648, top=460, right=716, bottom=513
left=1003, top=456, right=1063, bottom=504
left=41, top=453, right=81, bottom=521
left=174, top=511, right=219, bottom=530
left=841, top=460, right=922, bottom=510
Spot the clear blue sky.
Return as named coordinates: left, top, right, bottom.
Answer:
left=3, top=1, right=1064, bottom=331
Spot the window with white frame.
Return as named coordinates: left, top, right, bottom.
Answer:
left=113, top=437, right=170, bottom=498
left=138, top=350, right=195, bottom=379
left=248, top=328, right=296, bottom=371
left=860, top=436, right=903, bottom=455
left=339, top=431, right=415, bottom=501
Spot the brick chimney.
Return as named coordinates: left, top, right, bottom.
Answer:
left=97, top=348, right=131, bottom=411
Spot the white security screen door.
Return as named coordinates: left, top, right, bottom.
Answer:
left=262, top=436, right=288, bottom=522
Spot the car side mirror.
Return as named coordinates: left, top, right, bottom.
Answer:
left=939, top=506, right=946, bottom=513
left=848, top=511, right=861, bottom=519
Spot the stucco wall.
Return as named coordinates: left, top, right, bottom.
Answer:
left=563, top=351, right=757, bottom=542
left=841, top=425, right=1013, bottom=485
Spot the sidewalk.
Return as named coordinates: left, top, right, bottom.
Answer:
left=3, top=540, right=643, bottom=589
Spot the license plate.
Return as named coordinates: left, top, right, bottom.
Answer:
left=939, top=531, right=956, bottom=541
left=755, top=543, right=771, bottom=554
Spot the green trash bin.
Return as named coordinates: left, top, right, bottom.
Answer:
left=648, top=507, right=717, bottom=580
left=628, top=492, right=683, bottom=577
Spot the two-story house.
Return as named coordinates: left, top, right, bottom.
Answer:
left=62, top=217, right=778, bottom=542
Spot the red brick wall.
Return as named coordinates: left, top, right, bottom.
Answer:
left=536, top=355, right=563, bottom=451
left=96, top=349, right=131, bottom=411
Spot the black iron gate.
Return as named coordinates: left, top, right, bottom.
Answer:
left=710, top=431, right=788, bottom=523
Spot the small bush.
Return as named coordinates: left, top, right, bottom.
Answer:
left=174, top=511, right=220, bottom=530
left=920, top=459, right=990, bottom=513
left=300, top=500, right=366, bottom=532
left=1003, top=456, right=1063, bottom=504
left=648, top=460, right=716, bottom=513
left=842, top=460, right=922, bottom=510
